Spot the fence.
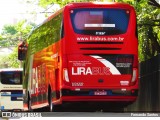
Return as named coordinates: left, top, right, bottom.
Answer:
left=127, top=54, right=160, bottom=112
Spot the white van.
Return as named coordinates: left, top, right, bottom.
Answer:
left=0, top=68, right=23, bottom=111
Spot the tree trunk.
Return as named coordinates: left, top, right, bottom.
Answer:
left=148, top=27, right=160, bottom=53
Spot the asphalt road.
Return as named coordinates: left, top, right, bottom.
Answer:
left=34, top=102, right=125, bottom=112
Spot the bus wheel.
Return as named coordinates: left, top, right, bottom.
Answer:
left=28, top=93, right=33, bottom=112
left=48, top=86, right=53, bottom=112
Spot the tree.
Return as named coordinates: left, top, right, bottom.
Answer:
left=0, top=20, right=35, bottom=68
left=0, top=48, right=19, bottom=68
left=38, top=0, right=106, bottom=8
left=2, top=25, right=17, bottom=35
left=114, top=0, right=160, bottom=61
left=0, top=20, right=35, bottom=47
left=135, top=0, right=160, bottom=61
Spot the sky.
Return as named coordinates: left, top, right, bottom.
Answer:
left=0, top=0, right=60, bottom=54
left=0, top=0, right=61, bottom=33
left=0, top=0, right=59, bottom=33
left=0, top=0, right=27, bottom=30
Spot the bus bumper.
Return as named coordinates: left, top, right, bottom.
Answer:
left=61, top=96, right=137, bottom=102
left=61, top=89, right=138, bottom=102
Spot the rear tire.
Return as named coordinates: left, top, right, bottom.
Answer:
left=28, top=93, right=33, bottom=112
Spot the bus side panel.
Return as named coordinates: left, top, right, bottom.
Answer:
left=29, top=40, right=61, bottom=109
left=23, top=53, right=33, bottom=111
left=23, top=11, right=63, bottom=110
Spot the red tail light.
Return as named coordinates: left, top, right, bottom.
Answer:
left=63, top=68, right=69, bottom=82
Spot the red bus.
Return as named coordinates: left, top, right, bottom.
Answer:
left=18, top=2, right=138, bottom=111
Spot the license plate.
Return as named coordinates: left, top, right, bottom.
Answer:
left=94, top=91, right=107, bottom=95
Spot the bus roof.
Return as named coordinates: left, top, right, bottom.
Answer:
left=65, top=2, right=133, bottom=8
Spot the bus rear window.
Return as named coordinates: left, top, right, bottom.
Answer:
left=0, top=71, right=22, bottom=85
left=70, top=8, right=130, bottom=35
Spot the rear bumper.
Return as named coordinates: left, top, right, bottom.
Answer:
left=61, top=89, right=138, bottom=102
left=61, top=96, right=137, bottom=102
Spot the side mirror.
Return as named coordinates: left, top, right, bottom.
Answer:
left=18, top=41, right=28, bottom=61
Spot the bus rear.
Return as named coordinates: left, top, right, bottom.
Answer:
left=61, top=3, right=138, bottom=103
left=0, top=68, right=23, bottom=111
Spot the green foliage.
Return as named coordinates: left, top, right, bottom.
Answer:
left=7, top=48, right=20, bottom=68
left=0, top=35, right=3, bottom=41
left=136, top=0, right=160, bottom=61
left=39, top=0, right=54, bottom=7
left=38, top=0, right=102, bottom=7
left=115, top=0, right=135, bottom=4
left=114, top=0, right=160, bottom=62
left=0, top=20, right=35, bottom=68
left=0, top=48, right=20, bottom=68
left=0, top=20, right=35, bottom=48
left=2, top=25, right=17, bottom=35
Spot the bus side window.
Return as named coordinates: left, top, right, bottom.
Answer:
left=61, top=20, right=64, bottom=38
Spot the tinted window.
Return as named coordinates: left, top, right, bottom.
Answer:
left=70, top=9, right=130, bottom=35
left=29, top=13, right=62, bottom=54
left=0, top=71, right=22, bottom=85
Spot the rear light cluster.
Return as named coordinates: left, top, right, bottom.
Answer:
left=131, top=68, right=138, bottom=85
left=63, top=68, right=69, bottom=82
left=120, top=68, right=138, bottom=86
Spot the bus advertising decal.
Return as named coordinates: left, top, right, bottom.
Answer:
left=76, top=36, right=124, bottom=42
left=70, top=55, right=133, bottom=76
